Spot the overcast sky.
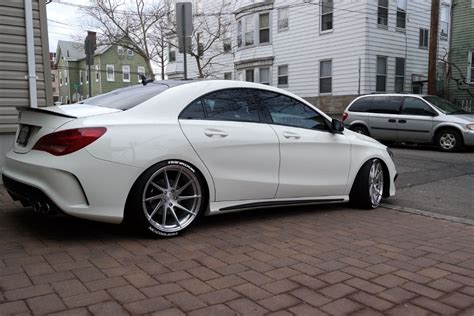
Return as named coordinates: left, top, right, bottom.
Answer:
left=46, top=1, right=96, bottom=52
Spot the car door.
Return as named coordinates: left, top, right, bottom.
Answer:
left=179, top=88, right=280, bottom=202
left=255, top=90, right=351, bottom=198
left=397, top=97, right=436, bottom=142
left=367, top=96, right=404, bottom=141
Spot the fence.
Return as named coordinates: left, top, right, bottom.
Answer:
left=453, top=98, right=473, bottom=112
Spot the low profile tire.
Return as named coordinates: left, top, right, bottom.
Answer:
left=351, top=125, right=370, bottom=136
left=126, top=161, right=205, bottom=237
left=435, top=129, right=462, bottom=152
left=349, top=159, right=384, bottom=209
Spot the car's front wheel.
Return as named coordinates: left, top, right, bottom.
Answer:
left=435, top=129, right=462, bottom=152
left=351, top=125, right=370, bottom=136
left=127, top=161, right=205, bottom=237
left=350, top=159, right=384, bottom=209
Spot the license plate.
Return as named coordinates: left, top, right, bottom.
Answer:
left=17, top=125, right=31, bottom=147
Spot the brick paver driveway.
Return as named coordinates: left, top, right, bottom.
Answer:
left=1, top=186, right=474, bottom=315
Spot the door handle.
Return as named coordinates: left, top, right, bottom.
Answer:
left=282, top=132, right=301, bottom=139
left=388, top=119, right=396, bottom=123
left=204, top=129, right=228, bottom=137
left=398, top=119, right=407, bottom=123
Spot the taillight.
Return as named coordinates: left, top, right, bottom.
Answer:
left=33, top=127, right=106, bottom=156
left=342, top=112, right=348, bottom=121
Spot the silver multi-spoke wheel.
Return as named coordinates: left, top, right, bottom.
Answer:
left=368, top=160, right=384, bottom=207
left=439, top=133, right=456, bottom=150
left=142, top=165, right=202, bottom=234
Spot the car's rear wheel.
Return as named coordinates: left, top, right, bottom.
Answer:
left=435, top=129, right=462, bottom=152
left=350, top=159, right=384, bottom=209
left=127, top=161, right=205, bottom=237
left=351, top=125, right=370, bottom=136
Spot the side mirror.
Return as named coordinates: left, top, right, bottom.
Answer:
left=331, top=119, right=344, bottom=133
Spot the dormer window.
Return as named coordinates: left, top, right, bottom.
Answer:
left=117, top=46, right=124, bottom=56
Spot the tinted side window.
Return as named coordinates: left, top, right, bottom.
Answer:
left=349, top=97, right=372, bottom=112
left=368, top=96, right=403, bottom=114
left=256, top=90, right=327, bottom=130
left=180, top=100, right=205, bottom=119
left=201, top=89, right=259, bottom=122
left=401, top=98, right=435, bottom=116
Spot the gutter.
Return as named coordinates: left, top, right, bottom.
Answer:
left=24, top=0, right=38, bottom=108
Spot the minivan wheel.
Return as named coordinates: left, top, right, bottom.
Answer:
left=435, top=129, right=462, bottom=152
left=350, top=159, right=384, bottom=209
left=126, top=161, right=205, bottom=237
left=351, top=125, right=369, bottom=136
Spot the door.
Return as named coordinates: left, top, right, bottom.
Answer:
left=179, top=89, right=280, bottom=202
left=255, top=90, right=351, bottom=198
left=367, top=96, right=404, bottom=140
left=397, top=97, right=436, bottom=142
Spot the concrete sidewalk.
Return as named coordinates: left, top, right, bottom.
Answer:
left=1, top=186, right=474, bottom=315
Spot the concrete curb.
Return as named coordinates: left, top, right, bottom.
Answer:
left=382, top=203, right=474, bottom=226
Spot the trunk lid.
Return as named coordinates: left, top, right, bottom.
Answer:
left=14, top=104, right=121, bottom=154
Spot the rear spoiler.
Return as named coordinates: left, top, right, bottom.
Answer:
left=17, top=107, right=77, bottom=119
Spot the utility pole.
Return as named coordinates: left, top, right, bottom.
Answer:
left=84, top=31, right=96, bottom=98
left=428, top=0, right=440, bottom=95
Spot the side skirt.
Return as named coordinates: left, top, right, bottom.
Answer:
left=206, top=196, right=349, bottom=215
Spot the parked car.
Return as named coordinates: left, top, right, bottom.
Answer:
left=343, top=94, right=474, bottom=152
left=2, top=80, right=396, bottom=237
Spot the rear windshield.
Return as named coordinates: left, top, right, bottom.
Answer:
left=349, top=97, right=373, bottom=112
left=79, top=83, right=173, bottom=110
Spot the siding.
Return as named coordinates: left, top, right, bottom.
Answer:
left=447, top=0, right=474, bottom=101
left=0, top=0, right=52, bottom=133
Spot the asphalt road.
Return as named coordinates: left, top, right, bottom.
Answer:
left=384, top=143, right=474, bottom=220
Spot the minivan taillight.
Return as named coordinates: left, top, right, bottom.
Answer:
left=33, top=127, right=106, bottom=156
left=342, top=112, right=348, bottom=121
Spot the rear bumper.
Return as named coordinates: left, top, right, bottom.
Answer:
left=1, top=149, right=143, bottom=224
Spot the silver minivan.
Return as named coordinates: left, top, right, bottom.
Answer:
left=343, top=94, right=474, bottom=152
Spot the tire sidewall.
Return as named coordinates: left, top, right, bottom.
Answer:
left=436, top=129, right=461, bottom=152
left=129, top=160, right=205, bottom=237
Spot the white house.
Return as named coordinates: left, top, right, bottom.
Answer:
left=167, top=0, right=451, bottom=114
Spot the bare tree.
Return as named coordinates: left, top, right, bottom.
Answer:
left=83, top=0, right=169, bottom=80
left=441, top=50, right=474, bottom=98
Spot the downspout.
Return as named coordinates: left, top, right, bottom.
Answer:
left=24, top=0, right=37, bottom=108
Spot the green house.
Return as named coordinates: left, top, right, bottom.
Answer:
left=55, top=41, right=151, bottom=104
left=447, top=0, right=474, bottom=106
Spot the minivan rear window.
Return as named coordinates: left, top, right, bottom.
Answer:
left=369, top=96, right=403, bottom=114
left=349, top=97, right=373, bottom=112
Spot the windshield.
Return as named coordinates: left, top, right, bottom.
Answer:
left=423, top=96, right=473, bottom=114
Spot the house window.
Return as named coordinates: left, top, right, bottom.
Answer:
left=59, top=71, right=62, bottom=86
left=86, top=69, right=89, bottom=84
left=245, top=16, right=254, bottom=46
left=472, top=0, right=474, bottom=9
left=51, top=74, right=55, bottom=82
left=259, top=67, right=270, bottom=85
left=321, top=0, right=333, bottom=31
left=223, top=36, right=231, bottom=53
left=376, top=56, right=387, bottom=92
left=127, top=48, right=134, bottom=57
left=440, top=4, right=449, bottom=40
left=237, top=20, right=242, bottom=47
left=224, top=72, right=232, bottom=80
left=396, top=0, right=407, bottom=29
left=123, top=65, right=130, bottom=82
left=278, top=7, right=289, bottom=31
left=138, top=66, right=145, bottom=82
left=259, top=13, right=270, bottom=44
left=117, top=46, right=124, bottom=56
left=106, top=64, right=115, bottom=81
left=319, top=60, right=332, bottom=94
left=469, top=51, right=474, bottom=83
left=169, top=50, right=176, bottom=62
left=419, top=28, right=429, bottom=49
left=278, top=65, right=288, bottom=86
left=80, top=70, right=83, bottom=85
left=95, top=65, right=100, bottom=82
left=378, top=0, right=388, bottom=26
left=245, top=69, right=254, bottom=82
left=395, top=58, right=405, bottom=93
left=64, top=70, right=68, bottom=85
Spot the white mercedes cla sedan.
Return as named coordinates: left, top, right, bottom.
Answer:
left=2, top=80, right=396, bottom=237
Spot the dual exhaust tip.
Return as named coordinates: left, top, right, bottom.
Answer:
left=32, top=201, right=56, bottom=215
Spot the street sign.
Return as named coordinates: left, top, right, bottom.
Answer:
left=176, top=2, right=192, bottom=54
